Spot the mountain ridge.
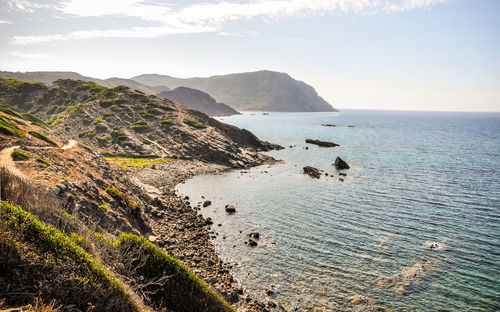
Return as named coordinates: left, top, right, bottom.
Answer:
left=0, top=71, right=170, bottom=95
left=158, top=86, right=240, bottom=117
left=133, top=70, right=337, bottom=112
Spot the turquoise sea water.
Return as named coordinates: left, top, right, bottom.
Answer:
left=176, top=110, right=500, bottom=311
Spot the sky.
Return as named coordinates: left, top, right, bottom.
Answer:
left=0, top=0, right=499, bottom=112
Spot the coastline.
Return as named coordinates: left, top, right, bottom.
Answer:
left=133, top=157, right=279, bottom=311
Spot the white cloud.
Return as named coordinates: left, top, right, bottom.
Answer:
left=219, top=30, right=259, bottom=37
left=10, top=0, right=451, bottom=44
left=4, top=0, right=54, bottom=13
left=10, top=51, right=52, bottom=59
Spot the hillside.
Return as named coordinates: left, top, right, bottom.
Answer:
left=0, top=71, right=170, bottom=95
left=0, top=78, right=281, bottom=311
left=158, top=86, right=240, bottom=116
left=133, top=70, right=337, bottom=112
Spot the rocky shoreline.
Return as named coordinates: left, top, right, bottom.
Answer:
left=133, top=159, right=279, bottom=311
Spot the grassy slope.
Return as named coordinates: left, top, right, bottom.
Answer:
left=0, top=201, right=234, bottom=312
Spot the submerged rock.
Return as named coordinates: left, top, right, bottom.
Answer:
left=248, top=238, right=258, bottom=247
left=334, top=156, right=350, bottom=170
left=377, top=259, right=441, bottom=295
left=303, top=166, right=321, bottom=179
left=422, top=240, right=446, bottom=251
left=203, top=200, right=212, bottom=207
left=249, top=232, right=260, bottom=239
left=321, top=124, right=336, bottom=127
left=225, top=205, right=236, bottom=213
left=305, top=139, right=339, bottom=147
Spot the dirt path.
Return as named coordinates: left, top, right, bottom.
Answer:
left=61, top=139, right=77, bottom=150
left=0, top=146, right=25, bottom=178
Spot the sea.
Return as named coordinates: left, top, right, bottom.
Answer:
left=176, top=110, right=500, bottom=311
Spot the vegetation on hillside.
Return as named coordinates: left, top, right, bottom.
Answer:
left=0, top=168, right=235, bottom=311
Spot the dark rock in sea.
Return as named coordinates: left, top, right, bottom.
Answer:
left=249, top=232, right=260, bottom=239
left=203, top=200, right=212, bottom=207
left=305, top=147, right=309, bottom=150
left=321, top=124, right=336, bottom=127
left=339, top=178, right=344, bottom=182
left=205, top=217, right=213, bottom=225
left=265, top=289, right=275, bottom=296
left=184, top=195, right=190, bottom=200
left=305, top=139, right=339, bottom=147
left=325, top=173, right=329, bottom=176
left=303, top=166, right=321, bottom=179
left=339, top=173, right=347, bottom=177
left=225, top=205, right=236, bottom=213
left=248, top=238, right=258, bottom=247
left=334, top=156, right=350, bottom=169
left=348, top=125, right=355, bottom=127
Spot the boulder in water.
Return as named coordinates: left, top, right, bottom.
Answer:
left=303, top=166, right=321, bottom=179
left=334, top=156, right=350, bottom=170
left=305, top=139, right=339, bottom=147
left=225, top=205, right=236, bottom=213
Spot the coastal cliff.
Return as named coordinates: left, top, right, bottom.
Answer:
left=0, top=78, right=281, bottom=311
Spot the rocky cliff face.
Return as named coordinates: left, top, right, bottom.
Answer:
left=158, top=86, right=239, bottom=116
left=133, top=70, right=337, bottom=112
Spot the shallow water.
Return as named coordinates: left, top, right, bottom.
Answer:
left=176, top=110, right=500, bottom=311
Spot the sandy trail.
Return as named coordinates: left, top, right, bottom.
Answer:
left=0, top=146, right=26, bottom=178
left=0, top=139, right=77, bottom=179
left=61, top=139, right=77, bottom=150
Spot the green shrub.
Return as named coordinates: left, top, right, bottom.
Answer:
left=103, top=112, right=113, bottom=121
left=28, top=130, right=58, bottom=147
left=36, top=158, right=50, bottom=166
left=50, top=119, right=64, bottom=128
left=100, top=98, right=126, bottom=108
left=132, top=104, right=143, bottom=110
left=0, top=115, right=25, bottom=137
left=20, top=113, right=50, bottom=129
left=132, top=120, right=150, bottom=132
left=111, top=129, right=129, bottom=145
left=183, top=118, right=207, bottom=129
left=104, top=187, right=142, bottom=214
left=110, top=86, right=130, bottom=92
left=97, top=135, right=110, bottom=144
left=11, top=150, right=29, bottom=161
left=99, top=201, right=108, bottom=211
left=0, top=201, right=140, bottom=312
left=65, top=104, right=88, bottom=118
left=115, top=234, right=235, bottom=312
left=0, top=107, right=24, bottom=119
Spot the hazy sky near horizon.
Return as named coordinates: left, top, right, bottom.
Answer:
left=1, top=0, right=499, bottom=111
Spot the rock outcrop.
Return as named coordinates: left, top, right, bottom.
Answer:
left=303, top=166, right=321, bottom=178
left=158, top=86, right=239, bottom=117
left=334, top=157, right=350, bottom=170
left=305, top=139, right=339, bottom=147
